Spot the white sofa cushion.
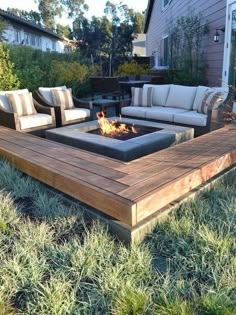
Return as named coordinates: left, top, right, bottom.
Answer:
left=174, top=111, right=207, bottom=127
left=0, top=89, right=29, bottom=112
left=121, top=106, right=147, bottom=119
left=51, top=88, right=74, bottom=109
left=192, top=86, right=211, bottom=110
left=6, top=92, right=36, bottom=116
left=64, top=108, right=90, bottom=122
left=38, top=86, right=67, bottom=105
left=144, top=84, right=171, bottom=106
left=19, top=114, right=53, bottom=130
left=131, top=87, right=153, bottom=107
left=166, top=85, right=197, bottom=110
left=145, top=106, right=188, bottom=122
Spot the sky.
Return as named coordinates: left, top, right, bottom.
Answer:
left=0, top=0, right=148, bottom=25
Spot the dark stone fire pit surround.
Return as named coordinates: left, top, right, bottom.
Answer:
left=46, top=118, right=194, bottom=161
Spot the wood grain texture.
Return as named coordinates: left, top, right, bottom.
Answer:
left=0, top=126, right=235, bottom=229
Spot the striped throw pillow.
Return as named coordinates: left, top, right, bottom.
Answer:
left=6, top=92, right=36, bottom=116
left=51, top=88, right=74, bottom=109
left=131, top=87, right=153, bottom=107
left=197, top=91, right=225, bottom=114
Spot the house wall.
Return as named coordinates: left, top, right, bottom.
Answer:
left=146, top=0, right=227, bottom=86
left=3, top=21, right=64, bottom=53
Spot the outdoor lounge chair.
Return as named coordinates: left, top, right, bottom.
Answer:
left=0, top=89, right=56, bottom=136
left=35, top=86, right=93, bottom=127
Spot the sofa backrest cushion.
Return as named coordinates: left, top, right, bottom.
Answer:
left=0, top=89, right=29, bottom=112
left=144, top=84, right=171, bottom=106
left=38, top=86, right=67, bottom=105
left=131, top=87, right=153, bottom=107
left=6, top=92, right=36, bottom=116
left=51, top=88, right=74, bottom=109
left=165, top=85, right=197, bottom=110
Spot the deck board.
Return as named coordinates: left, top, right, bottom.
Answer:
left=0, top=125, right=235, bottom=232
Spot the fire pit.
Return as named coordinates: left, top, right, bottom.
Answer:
left=46, top=117, right=194, bottom=161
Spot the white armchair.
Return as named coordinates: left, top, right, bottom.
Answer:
left=35, top=86, right=93, bottom=127
left=0, top=89, right=56, bottom=136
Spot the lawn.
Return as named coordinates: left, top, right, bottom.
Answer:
left=0, top=158, right=235, bottom=315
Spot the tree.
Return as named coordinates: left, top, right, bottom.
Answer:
left=168, top=12, right=208, bottom=85
left=6, top=8, right=42, bottom=25
left=35, top=0, right=89, bottom=30
left=104, top=1, right=135, bottom=75
left=0, top=44, right=20, bottom=90
left=56, top=24, right=72, bottom=38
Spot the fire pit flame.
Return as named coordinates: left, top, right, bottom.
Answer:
left=97, top=111, right=137, bottom=136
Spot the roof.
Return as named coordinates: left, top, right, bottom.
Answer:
left=0, top=9, right=62, bottom=40
left=144, top=0, right=154, bottom=33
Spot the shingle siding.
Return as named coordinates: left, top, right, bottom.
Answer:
left=146, top=0, right=226, bottom=86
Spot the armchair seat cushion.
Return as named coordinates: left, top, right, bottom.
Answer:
left=145, top=106, right=188, bottom=122
left=64, top=108, right=90, bottom=122
left=173, top=111, right=207, bottom=127
left=19, top=114, right=53, bottom=130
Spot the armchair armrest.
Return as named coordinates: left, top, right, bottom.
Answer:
left=73, top=97, right=93, bottom=110
left=33, top=99, right=55, bottom=116
left=0, top=108, right=20, bottom=130
left=34, top=91, right=54, bottom=107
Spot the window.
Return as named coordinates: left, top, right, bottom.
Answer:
left=162, top=0, right=171, bottom=10
left=52, top=40, right=56, bottom=51
left=24, top=33, right=29, bottom=45
left=15, top=30, right=21, bottom=43
left=163, top=35, right=169, bottom=66
left=30, top=35, right=36, bottom=46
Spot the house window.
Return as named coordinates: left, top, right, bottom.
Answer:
left=52, top=41, right=56, bottom=51
left=30, top=35, right=36, bottom=46
left=24, top=33, right=29, bottom=45
left=15, top=30, right=21, bottom=43
left=163, top=35, right=169, bottom=66
left=162, top=0, right=171, bottom=9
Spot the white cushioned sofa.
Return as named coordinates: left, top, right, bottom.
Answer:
left=121, top=84, right=232, bottom=136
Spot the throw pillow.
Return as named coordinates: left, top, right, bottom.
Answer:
left=6, top=92, right=36, bottom=116
left=51, top=88, right=74, bottom=109
left=131, top=87, right=153, bottom=107
left=197, top=91, right=225, bottom=114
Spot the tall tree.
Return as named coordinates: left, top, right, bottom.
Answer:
left=6, top=8, right=42, bottom=25
left=35, top=0, right=88, bottom=30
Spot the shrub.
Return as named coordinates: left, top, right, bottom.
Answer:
left=8, top=45, right=99, bottom=97
left=0, top=43, right=20, bottom=90
left=116, top=61, right=148, bottom=76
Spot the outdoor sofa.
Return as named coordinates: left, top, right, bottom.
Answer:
left=120, top=84, right=233, bottom=136
left=35, top=86, right=93, bottom=127
left=0, top=88, right=56, bottom=136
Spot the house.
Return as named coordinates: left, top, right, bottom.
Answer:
left=132, top=33, right=146, bottom=56
left=0, top=9, right=64, bottom=53
left=144, top=0, right=236, bottom=87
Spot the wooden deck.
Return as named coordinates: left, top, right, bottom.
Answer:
left=0, top=125, right=235, bottom=241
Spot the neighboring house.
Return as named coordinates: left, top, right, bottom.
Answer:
left=132, top=33, right=146, bottom=56
left=0, top=9, right=64, bottom=53
left=144, top=0, right=236, bottom=87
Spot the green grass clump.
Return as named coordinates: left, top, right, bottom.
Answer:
left=0, top=159, right=235, bottom=314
